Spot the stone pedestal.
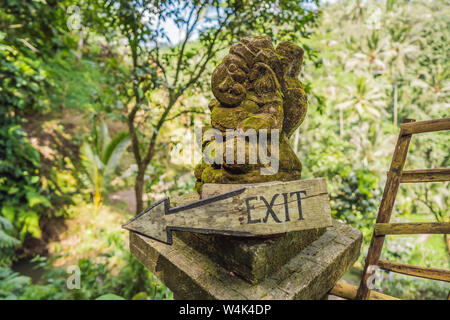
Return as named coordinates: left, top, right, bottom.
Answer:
left=128, top=192, right=362, bottom=299
left=175, top=228, right=326, bottom=285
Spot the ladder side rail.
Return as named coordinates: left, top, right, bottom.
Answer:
left=356, top=119, right=416, bottom=300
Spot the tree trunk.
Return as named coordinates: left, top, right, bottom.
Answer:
left=445, top=233, right=450, bottom=255
left=135, top=168, right=145, bottom=214
left=94, top=188, right=102, bottom=209
left=393, top=83, right=398, bottom=128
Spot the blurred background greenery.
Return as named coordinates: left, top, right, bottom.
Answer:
left=0, top=0, right=448, bottom=300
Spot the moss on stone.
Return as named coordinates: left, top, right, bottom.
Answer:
left=238, top=114, right=276, bottom=131
left=211, top=105, right=249, bottom=131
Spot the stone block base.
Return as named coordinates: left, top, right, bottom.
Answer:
left=129, top=219, right=362, bottom=299
left=176, top=229, right=326, bottom=284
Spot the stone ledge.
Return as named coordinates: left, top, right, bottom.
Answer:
left=129, top=219, right=362, bottom=300
left=175, top=228, right=326, bottom=284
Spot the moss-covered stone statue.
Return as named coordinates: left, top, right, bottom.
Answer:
left=194, top=36, right=307, bottom=193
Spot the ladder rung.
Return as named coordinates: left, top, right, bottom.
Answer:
left=374, top=222, right=450, bottom=236
left=377, top=260, right=450, bottom=282
left=400, top=168, right=450, bottom=183
left=400, top=118, right=450, bottom=135
left=330, top=280, right=399, bottom=300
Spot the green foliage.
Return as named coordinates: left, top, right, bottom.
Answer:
left=0, top=0, right=76, bottom=117
left=0, top=0, right=75, bottom=55
left=375, top=235, right=450, bottom=299
left=0, top=32, right=53, bottom=115
left=72, top=249, right=171, bottom=300
left=0, top=267, right=33, bottom=299
left=0, top=119, right=50, bottom=263
left=0, top=249, right=172, bottom=300
left=330, top=168, right=381, bottom=243
left=0, top=1, right=84, bottom=265
left=0, top=216, right=20, bottom=266
left=96, top=293, right=125, bottom=300
left=42, top=45, right=120, bottom=114
left=0, top=255, right=70, bottom=300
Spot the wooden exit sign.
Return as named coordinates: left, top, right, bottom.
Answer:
left=123, top=178, right=332, bottom=245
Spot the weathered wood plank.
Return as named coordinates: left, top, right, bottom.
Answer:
left=330, top=280, right=399, bottom=300
left=400, top=168, right=450, bottom=183
left=400, top=117, right=450, bottom=135
left=374, top=222, right=450, bottom=236
left=356, top=118, right=415, bottom=300
left=124, top=178, right=332, bottom=244
left=377, top=260, right=450, bottom=282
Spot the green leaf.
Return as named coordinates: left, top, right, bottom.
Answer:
left=0, top=230, right=20, bottom=248
left=99, top=121, right=111, bottom=155
left=30, top=176, right=40, bottom=184
left=8, top=187, right=19, bottom=195
left=131, top=292, right=149, bottom=300
left=1, top=206, right=15, bottom=223
left=26, top=191, right=51, bottom=208
left=21, top=210, right=41, bottom=239
left=102, top=131, right=130, bottom=180
left=96, top=293, right=125, bottom=300
left=80, top=142, right=102, bottom=189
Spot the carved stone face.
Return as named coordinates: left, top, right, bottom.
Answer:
left=210, top=35, right=307, bottom=135
left=211, top=36, right=304, bottom=111
left=211, top=54, right=249, bottom=107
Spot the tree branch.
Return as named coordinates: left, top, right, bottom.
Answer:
left=173, top=2, right=206, bottom=88
left=150, top=7, right=169, bottom=85
left=127, top=103, right=142, bottom=167
left=165, top=109, right=206, bottom=122
left=179, top=10, right=232, bottom=94
left=141, top=96, right=177, bottom=168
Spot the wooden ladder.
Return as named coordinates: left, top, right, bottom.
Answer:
left=353, top=117, right=450, bottom=299
left=329, top=117, right=450, bottom=300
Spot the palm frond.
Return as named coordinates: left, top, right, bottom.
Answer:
left=0, top=230, right=20, bottom=249
left=0, top=216, right=13, bottom=231
left=99, top=121, right=111, bottom=156
left=80, top=142, right=103, bottom=189
left=103, top=131, right=130, bottom=182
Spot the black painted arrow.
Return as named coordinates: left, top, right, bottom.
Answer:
left=122, top=188, right=247, bottom=244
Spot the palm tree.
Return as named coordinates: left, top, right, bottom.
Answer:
left=81, top=121, right=130, bottom=208
left=385, top=19, right=419, bottom=127
left=345, top=30, right=391, bottom=76
left=335, top=76, right=386, bottom=135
